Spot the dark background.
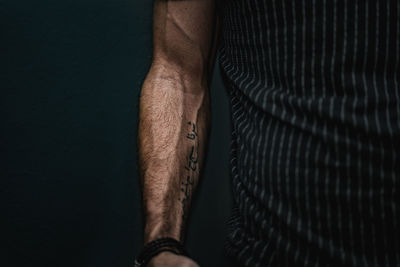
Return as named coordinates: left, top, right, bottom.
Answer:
left=0, top=0, right=233, bottom=266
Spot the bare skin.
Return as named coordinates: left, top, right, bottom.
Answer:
left=137, top=0, right=217, bottom=265
left=148, top=252, right=199, bottom=267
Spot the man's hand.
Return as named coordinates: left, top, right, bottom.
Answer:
left=148, top=252, right=199, bottom=267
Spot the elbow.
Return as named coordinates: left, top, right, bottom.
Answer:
left=152, top=50, right=208, bottom=87
left=148, top=56, right=209, bottom=96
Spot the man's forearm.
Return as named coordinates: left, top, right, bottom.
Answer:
left=138, top=63, right=210, bottom=244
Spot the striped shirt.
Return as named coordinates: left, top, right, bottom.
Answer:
left=217, top=0, right=400, bottom=266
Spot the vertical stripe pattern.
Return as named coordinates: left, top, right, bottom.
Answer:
left=217, top=0, right=400, bottom=266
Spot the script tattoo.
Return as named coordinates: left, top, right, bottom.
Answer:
left=186, top=121, right=198, bottom=140
left=178, top=121, right=199, bottom=220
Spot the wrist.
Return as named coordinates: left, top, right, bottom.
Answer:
left=134, top=237, right=188, bottom=267
left=144, top=223, right=183, bottom=245
left=143, top=213, right=184, bottom=244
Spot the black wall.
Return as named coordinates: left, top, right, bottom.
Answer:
left=0, top=1, right=232, bottom=266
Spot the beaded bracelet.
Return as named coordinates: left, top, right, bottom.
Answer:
left=134, top=237, right=188, bottom=267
